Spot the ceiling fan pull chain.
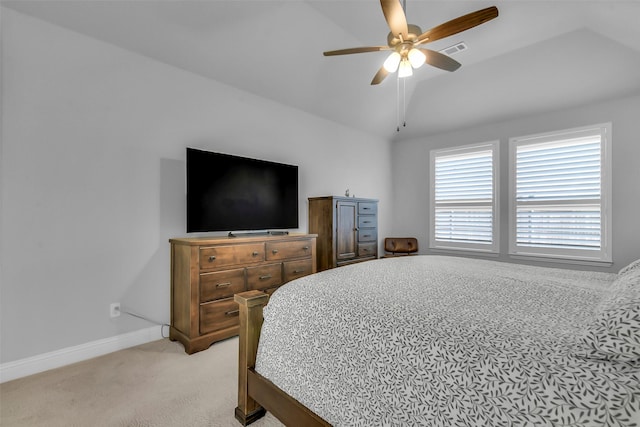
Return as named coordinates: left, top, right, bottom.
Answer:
left=403, top=77, right=407, bottom=128
left=396, top=75, right=400, bottom=132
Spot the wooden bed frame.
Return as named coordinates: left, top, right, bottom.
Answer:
left=234, top=290, right=331, bottom=427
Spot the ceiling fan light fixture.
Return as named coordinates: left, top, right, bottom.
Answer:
left=398, top=59, right=413, bottom=78
left=408, top=48, right=426, bottom=68
left=383, top=52, right=402, bottom=72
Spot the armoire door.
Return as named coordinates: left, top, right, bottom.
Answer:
left=335, top=201, right=357, bottom=261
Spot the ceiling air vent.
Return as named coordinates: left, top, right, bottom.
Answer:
left=439, top=42, right=468, bottom=56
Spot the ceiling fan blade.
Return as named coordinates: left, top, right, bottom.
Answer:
left=419, top=48, right=461, bottom=72
left=323, top=46, right=389, bottom=56
left=371, top=66, right=389, bottom=85
left=416, top=6, right=498, bottom=45
left=380, top=0, right=409, bottom=39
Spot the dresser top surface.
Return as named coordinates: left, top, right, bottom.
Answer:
left=308, top=196, right=378, bottom=202
left=170, top=233, right=317, bottom=246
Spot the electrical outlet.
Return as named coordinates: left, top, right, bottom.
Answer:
left=110, top=302, right=121, bottom=318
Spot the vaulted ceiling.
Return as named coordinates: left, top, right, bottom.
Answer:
left=4, top=0, right=640, bottom=141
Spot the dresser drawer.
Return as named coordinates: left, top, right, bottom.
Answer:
left=358, top=215, right=376, bottom=229
left=358, top=229, right=377, bottom=242
left=200, top=268, right=246, bottom=303
left=266, top=239, right=313, bottom=261
left=358, top=242, right=377, bottom=257
left=200, top=243, right=264, bottom=270
left=247, top=263, right=283, bottom=291
left=283, top=258, right=313, bottom=282
left=199, top=297, right=239, bottom=335
left=358, top=202, right=377, bottom=215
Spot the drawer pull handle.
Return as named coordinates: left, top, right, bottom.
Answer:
left=252, top=251, right=259, bottom=256
left=293, top=269, right=305, bottom=274
left=363, top=221, right=371, bottom=224
left=225, top=309, right=239, bottom=316
left=362, top=207, right=370, bottom=210
left=272, top=249, right=279, bottom=254
left=362, top=249, right=369, bottom=252
left=216, top=282, right=231, bottom=288
left=363, top=235, right=370, bottom=238
left=259, top=275, right=272, bottom=280
left=208, top=256, right=216, bottom=262
left=302, top=246, right=309, bottom=250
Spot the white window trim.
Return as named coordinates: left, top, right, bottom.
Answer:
left=429, top=141, right=500, bottom=254
left=508, top=123, right=612, bottom=264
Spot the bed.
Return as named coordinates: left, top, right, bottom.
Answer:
left=234, top=255, right=640, bottom=426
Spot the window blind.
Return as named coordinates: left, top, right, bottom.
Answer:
left=516, top=137, right=601, bottom=251
left=434, top=207, right=493, bottom=244
left=510, top=123, right=611, bottom=262
left=433, top=147, right=496, bottom=248
left=516, top=207, right=601, bottom=250
left=516, top=137, right=601, bottom=202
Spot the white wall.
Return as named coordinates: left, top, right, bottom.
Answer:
left=0, top=9, right=392, bottom=364
left=391, top=93, right=640, bottom=272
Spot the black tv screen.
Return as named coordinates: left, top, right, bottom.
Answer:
left=186, top=148, right=299, bottom=233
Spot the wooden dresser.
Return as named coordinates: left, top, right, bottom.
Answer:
left=169, top=234, right=317, bottom=354
left=308, top=196, right=378, bottom=271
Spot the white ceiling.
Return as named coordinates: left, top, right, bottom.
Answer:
left=4, top=0, right=640, bottom=141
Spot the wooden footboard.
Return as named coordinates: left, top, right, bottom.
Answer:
left=234, top=291, right=331, bottom=427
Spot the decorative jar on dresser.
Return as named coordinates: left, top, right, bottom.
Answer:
left=169, top=234, right=317, bottom=354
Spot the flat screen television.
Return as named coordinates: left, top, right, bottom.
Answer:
left=186, top=148, right=299, bottom=233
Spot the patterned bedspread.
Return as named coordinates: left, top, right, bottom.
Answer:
left=255, top=255, right=640, bottom=426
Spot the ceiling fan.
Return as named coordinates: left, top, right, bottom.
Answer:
left=323, top=1, right=499, bottom=85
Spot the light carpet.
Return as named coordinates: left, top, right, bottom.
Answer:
left=0, top=337, right=283, bottom=427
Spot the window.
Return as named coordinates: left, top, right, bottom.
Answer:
left=509, top=123, right=612, bottom=263
left=430, top=142, right=499, bottom=253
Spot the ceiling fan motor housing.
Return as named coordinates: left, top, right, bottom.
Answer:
left=387, top=24, right=423, bottom=47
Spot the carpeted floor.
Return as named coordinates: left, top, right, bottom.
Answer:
left=0, top=337, right=283, bottom=427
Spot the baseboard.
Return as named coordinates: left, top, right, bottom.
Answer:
left=0, top=325, right=163, bottom=383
